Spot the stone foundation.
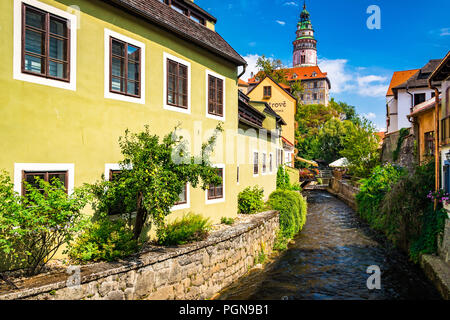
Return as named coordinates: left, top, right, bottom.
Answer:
left=327, top=178, right=359, bottom=211
left=0, top=210, right=279, bottom=300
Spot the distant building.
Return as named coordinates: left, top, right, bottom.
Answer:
left=387, top=59, right=442, bottom=134
left=246, top=2, right=331, bottom=106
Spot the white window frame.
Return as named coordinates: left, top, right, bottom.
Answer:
left=163, top=52, right=191, bottom=114
left=104, top=163, right=132, bottom=181
left=13, top=0, right=77, bottom=91
left=253, top=150, right=259, bottom=177
left=14, top=163, right=75, bottom=196
left=104, top=28, right=146, bottom=104
left=205, top=163, right=225, bottom=205
left=269, top=152, right=274, bottom=174
left=205, top=69, right=226, bottom=121
left=171, top=182, right=190, bottom=211
left=261, top=152, right=267, bottom=175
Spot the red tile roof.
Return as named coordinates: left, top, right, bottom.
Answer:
left=248, top=66, right=328, bottom=84
left=238, top=79, right=248, bottom=86
left=386, top=69, right=420, bottom=96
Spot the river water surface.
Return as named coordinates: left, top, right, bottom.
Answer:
left=218, top=191, right=441, bottom=300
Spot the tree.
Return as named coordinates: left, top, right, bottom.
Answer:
left=89, top=124, right=224, bottom=241
left=316, top=118, right=354, bottom=164
left=340, top=118, right=381, bottom=178
left=255, top=55, right=288, bottom=84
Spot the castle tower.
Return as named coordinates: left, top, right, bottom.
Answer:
left=293, top=2, right=317, bottom=67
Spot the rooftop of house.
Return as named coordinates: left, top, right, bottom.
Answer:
left=386, top=69, right=420, bottom=96
left=392, top=59, right=443, bottom=92
left=102, top=0, right=246, bottom=66
left=430, top=51, right=450, bottom=83
left=247, top=75, right=298, bottom=101
left=238, top=79, right=249, bottom=87
left=248, top=66, right=329, bottom=84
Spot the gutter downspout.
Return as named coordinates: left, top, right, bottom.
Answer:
left=428, top=79, right=440, bottom=209
left=237, top=64, right=247, bottom=80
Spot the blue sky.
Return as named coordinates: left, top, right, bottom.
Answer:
left=197, top=0, right=450, bottom=131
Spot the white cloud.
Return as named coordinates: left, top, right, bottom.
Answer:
left=362, top=112, right=377, bottom=120
left=241, top=54, right=261, bottom=82
left=318, top=58, right=355, bottom=94
left=318, top=58, right=389, bottom=98
left=283, top=1, right=298, bottom=6
left=440, top=28, right=450, bottom=36
left=276, top=20, right=286, bottom=26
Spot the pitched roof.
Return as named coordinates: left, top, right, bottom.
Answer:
left=386, top=69, right=420, bottom=96
left=429, top=51, right=450, bottom=83
left=238, top=79, right=249, bottom=87
left=102, top=0, right=246, bottom=66
left=392, top=59, right=443, bottom=92
left=248, top=66, right=328, bottom=83
left=247, top=75, right=298, bottom=101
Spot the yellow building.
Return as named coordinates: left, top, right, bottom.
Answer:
left=236, top=91, right=285, bottom=199
left=246, top=75, right=298, bottom=168
left=0, top=0, right=260, bottom=226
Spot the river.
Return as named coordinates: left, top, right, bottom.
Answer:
left=218, top=190, right=441, bottom=300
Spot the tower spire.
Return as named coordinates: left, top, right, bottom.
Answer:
left=292, top=2, right=317, bottom=67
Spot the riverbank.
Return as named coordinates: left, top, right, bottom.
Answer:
left=218, top=190, right=442, bottom=299
left=0, top=211, right=279, bottom=300
left=328, top=178, right=450, bottom=300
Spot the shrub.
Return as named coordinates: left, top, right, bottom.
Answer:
left=68, top=217, right=138, bottom=263
left=157, top=213, right=211, bottom=246
left=238, top=186, right=264, bottom=214
left=268, top=190, right=307, bottom=240
left=0, top=172, right=89, bottom=275
left=355, top=164, right=405, bottom=230
left=221, top=217, right=235, bottom=225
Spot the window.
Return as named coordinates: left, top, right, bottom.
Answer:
left=174, top=183, right=188, bottom=205
left=237, top=166, right=239, bottom=184
left=22, top=3, right=70, bottom=81
left=253, top=152, right=259, bottom=175
left=208, top=168, right=223, bottom=200
left=301, top=55, right=306, bottom=64
left=263, top=86, right=272, bottom=98
left=167, top=58, right=188, bottom=109
left=314, top=81, right=318, bottom=88
left=269, top=153, right=273, bottom=173
left=22, top=171, right=67, bottom=196
left=414, top=93, right=426, bottom=106
left=300, top=94, right=304, bottom=100
left=109, top=169, right=122, bottom=181
left=190, top=14, right=205, bottom=25
left=109, top=37, right=141, bottom=97
left=208, top=74, right=224, bottom=117
left=171, top=3, right=186, bottom=15
left=262, top=153, right=267, bottom=174
left=313, top=93, right=317, bottom=100
left=424, top=131, right=434, bottom=156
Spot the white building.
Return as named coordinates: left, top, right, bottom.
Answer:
left=386, top=60, right=442, bottom=134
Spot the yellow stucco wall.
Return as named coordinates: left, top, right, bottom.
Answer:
left=247, top=77, right=297, bottom=145
left=0, top=0, right=243, bottom=226
left=417, top=109, right=436, bottom=163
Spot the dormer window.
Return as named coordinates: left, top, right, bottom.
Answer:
left=312, top=72, right=317, bottom=77
left=293, top=73, right=297, bottom=79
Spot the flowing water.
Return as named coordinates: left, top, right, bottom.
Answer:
left=218, top=191, right=441, bottom=300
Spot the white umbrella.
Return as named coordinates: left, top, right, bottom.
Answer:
left=329, top=157, right=349, bottom=168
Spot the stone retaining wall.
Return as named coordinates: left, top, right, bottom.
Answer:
left=327, top=178, right=359, bottom=210
left=0, top=211, right=279, bottom=300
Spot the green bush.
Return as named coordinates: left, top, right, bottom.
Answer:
left=238, top=186, right=264, bottom=214
left=356, top=164, right=405, bottom=230
left=221, top=217, right=235, bottom=225
left=157, top=213, right=211, bottom=246
left=268, top=190, right=307, bottom=240
left=0, top=172, right=89, bottom=275
left=68, top=217, right=138, bottom=263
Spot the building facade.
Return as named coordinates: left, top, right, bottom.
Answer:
left=0, top=0, right=267, bottom=228
left=387, top=60, right=442, bottom=134
left=246, top=76, right=297, bottom=167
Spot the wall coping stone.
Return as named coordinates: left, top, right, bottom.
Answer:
left=0, top=210, right=278, bottom=300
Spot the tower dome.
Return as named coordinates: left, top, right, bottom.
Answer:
left=293, top=2, right=317, bottom=67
